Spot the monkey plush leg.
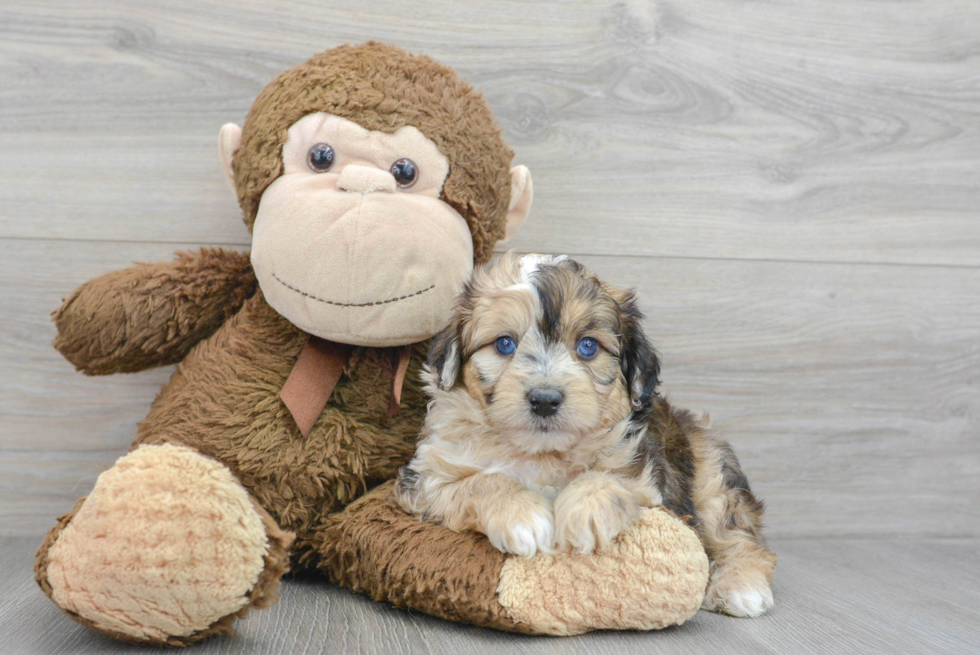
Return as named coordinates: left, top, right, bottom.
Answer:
left=54, top=248, right=256, bottom=375
left=35, top=443, right=293, bottom=646
left=307, top=481, right=709, bottom=635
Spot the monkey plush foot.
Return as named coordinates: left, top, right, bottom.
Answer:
left=35, top=443, right=293, bottom=646
left=496, top=508, right=709, bottom=633
left=314, top=481, right=709, bottom=635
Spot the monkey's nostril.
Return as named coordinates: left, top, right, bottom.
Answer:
left=527, top=388, right=564, bottom=418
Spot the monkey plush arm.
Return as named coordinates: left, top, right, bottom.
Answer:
left=53, top=248, right=257, bottom=375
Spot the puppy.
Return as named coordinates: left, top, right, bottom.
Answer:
left=394, top=253, right=777, bottom=618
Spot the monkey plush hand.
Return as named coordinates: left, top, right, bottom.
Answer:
left=35, top=43, right=708, bottom=646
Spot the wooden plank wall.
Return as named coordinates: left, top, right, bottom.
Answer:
left=1, top=0, right=978, bottom=538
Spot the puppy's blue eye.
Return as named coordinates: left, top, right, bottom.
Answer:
left=577, top=337, right=599, bottom=359
left=494, top=336, right=517, bottom=355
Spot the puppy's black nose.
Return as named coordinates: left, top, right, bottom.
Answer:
left=527, top=388, right=564, bottom=417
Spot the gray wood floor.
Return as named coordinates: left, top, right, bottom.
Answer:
left=1, top=0, right=979, bottom=652
left=1, top=537, right=978, bottom=655
left=0, top=537, right=980, bottom=655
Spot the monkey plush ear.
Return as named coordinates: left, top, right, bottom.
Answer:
left=425, top=322, right=463, bottom=390
left=218, top=123, right=243, bottom=190
left=502, top=165, right=533, bottom=242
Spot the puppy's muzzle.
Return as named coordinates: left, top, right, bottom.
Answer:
left=527, top=387, right=564, bottom=418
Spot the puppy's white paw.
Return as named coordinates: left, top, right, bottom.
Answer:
left=483, top=492, right=554, bottom=558
left=724, top=586, right=774, bottom=618
left=554, top=472, right=640, bottom=554
left=703, top=572, right=774, bottom=618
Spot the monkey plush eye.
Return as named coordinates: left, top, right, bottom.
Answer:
left=494, top=336, right=517, bottom=356
left=576, top=337, right=599, bottom=360
left=390, top=158, right=418, bottom=188
left=307, top=143, right=336, bottom=172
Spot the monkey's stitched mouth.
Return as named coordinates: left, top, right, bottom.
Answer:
left=272, top=272, right=435, bottom=307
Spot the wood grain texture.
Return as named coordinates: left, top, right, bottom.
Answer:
left=2, top=537, right=978, bottom=654
left=0, top=0, right=978, bottom=545
left=1, top=0, right=979, bottom=264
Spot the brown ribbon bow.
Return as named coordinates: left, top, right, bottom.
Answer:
left=280, top=336, right=413, bottom=437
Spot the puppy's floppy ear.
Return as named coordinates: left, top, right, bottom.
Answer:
left=611, top=286, right=661, bottom=412
left=426, top=319, right=463, bottom=390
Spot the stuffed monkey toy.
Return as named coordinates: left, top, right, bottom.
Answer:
left=34, top=43, right=708, bottom=646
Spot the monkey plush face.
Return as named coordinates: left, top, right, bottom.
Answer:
left=247, top=112, right=474, bottom=346
left=217, top=43, right=533, bottom=347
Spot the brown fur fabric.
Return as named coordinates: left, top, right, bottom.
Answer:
left=232, top=42, right=513, bottom=264
left=134, top=291, right=429, bottom=537
left=54, top=248, right=256, bottom=375
left=38, top=248, right=438, bottom=637
left=307, top=481, right=527, bottom=633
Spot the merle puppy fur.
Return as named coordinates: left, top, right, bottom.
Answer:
left=395, top=253, right=776, bottom=617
